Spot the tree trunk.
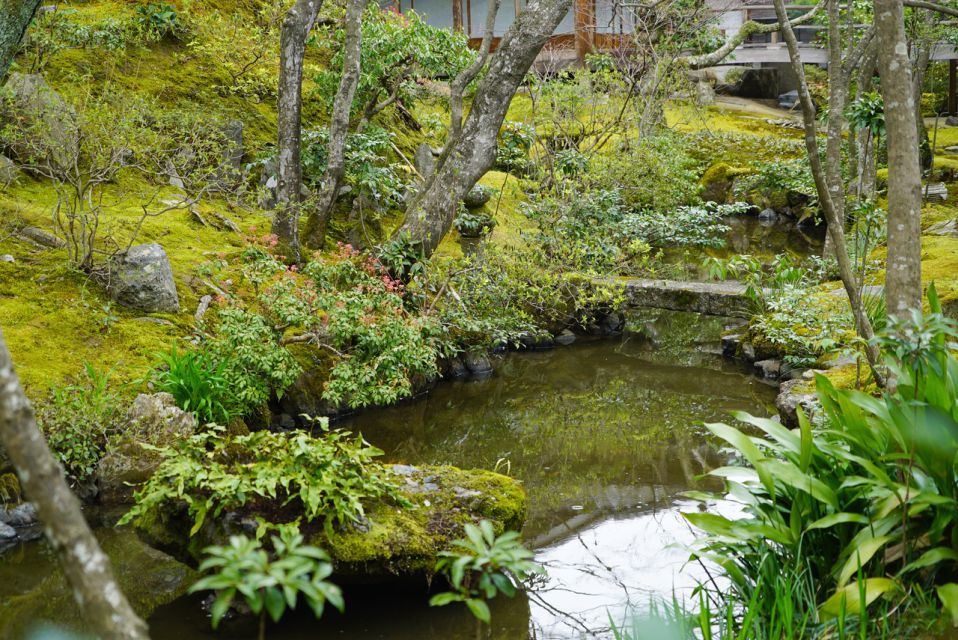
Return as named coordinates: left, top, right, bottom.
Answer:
left=0, top=0, right=41, bottom=80
left=875, top=0, right=923, bottom=317
left=271, top=0, right=324, bottom=263
left=0, top=330, right=149, bottom=639
left=303, top=0, right=367, bottom=250
left=394, top=0, right=574, bottom=256
left=773, top=0, right=886, bottom=386
left=822, top=0, right=848, bottom=258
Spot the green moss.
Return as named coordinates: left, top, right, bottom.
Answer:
left=317, top=465, right=526, bottom=578
left=701, top=162, right=752, bottom=186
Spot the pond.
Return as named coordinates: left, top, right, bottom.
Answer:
left=149, top=310, right=778, bottom=639
left=1, top=310, right=778, bottom=639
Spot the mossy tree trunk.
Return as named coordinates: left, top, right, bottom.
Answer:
left=875, top=0, right=923, bottom=318
left=0, top=329, right=149, bottom=640
left=303, top=0, right=367, bottom=250
left=272, top=0, right=325, bottom=263
left=393, top=0, right=574, bottom=257
left=0, top=0, right=41, bottom=80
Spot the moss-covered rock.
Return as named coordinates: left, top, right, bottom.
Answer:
left=700, top=162, right=753, bottom=203
left=135, top=464, right=527, bottom=583
left=0, top=528, right=197, bottom=638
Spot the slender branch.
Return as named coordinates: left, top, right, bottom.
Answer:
left=903, top=0, right=958, bottom=18
left=683, top=1, right=824, bottom=69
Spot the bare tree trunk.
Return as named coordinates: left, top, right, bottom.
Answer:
left=447, top=0, right=501, bottom=149
left=394, top=0, right=574, bottom=256
left=0, top=330, right=149, bottom=639
left=822, top=0, right=848, bottom=257
left=271, top=0, right=324, bottom=263
left=875, top=0, right=923, bottom=317
left=0, top=0, right=40, bottom=80
left=774, top=0, right=886, bottom=386
left=303, top=0, right=367, bottom=250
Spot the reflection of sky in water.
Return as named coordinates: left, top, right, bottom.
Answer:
left=530, top=499, right=743, bottom=639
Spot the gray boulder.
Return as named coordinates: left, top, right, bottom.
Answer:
left=464, top=351, right=493, bottom=377
left=257, top=156, right=279, bottom=209
left=96, top=393, right=195, bottom=505
left=738, top=68, right=779, bottom=99
left=776, top=378, right=820, bottom=429
left=217, top=119, right=244, bottom=189
left=414, top=143, right=435, bottom=179
left=463, top=184, right=493, bottom=209
left=2, top=73, right=78, bottom=168
left=778, top=90, right=799, bottom=110
left=926, top=219, right=958, bottom=237
left=0, top=155, right=18, bottom=188
left=107, top=243, right=180, bottom=313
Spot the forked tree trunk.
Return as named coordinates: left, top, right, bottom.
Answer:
left=394, top=0, right=574, bottom=256
left=0, top=330, right=149, bottom=639
left=773, top=0, right=886, bottom=386
left=875, top=0, right=923, bottom=317
left=0, top=0, right=41, bottom=80
left=272, top=0, right=324, bottom=263
left=303, top=0, right=367, bottom=250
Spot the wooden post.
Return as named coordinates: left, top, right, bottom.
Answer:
left=574, top=0, right=594, bottom=66
left=453, top=0, right=463, bottom=32
left=466, top=0, right=472, bottom=36
left=949, top=58, right=957, bottom=115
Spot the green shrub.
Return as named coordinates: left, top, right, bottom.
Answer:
left=120, top=423, right=408, bottom=537
left=38, top=364, right=122, bottom=486
left=685, top=287, right=958, bottom=632
left=430, top=520, right=542, bottom=624
left=190, top=523, right=343, bottom=630
left=589, top=134, right=701, bottom=211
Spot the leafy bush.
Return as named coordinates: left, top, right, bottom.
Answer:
left=149, top=342, right=235, bottom=425
left=314, top=6, right=473, bottom=120
left=430, top=520, right=542, bottom=624
left=453, top=207, right=497, bottom=238
left=198, top=239, right=439, bottom=410
left=496, top=121, right=537, bottom=175
left=120, top=423, right=407, bottom=537
left=190, top=523, right=343, bottom=630
left=589, top=134, right=701, bottom=212
left=38, top=364, right=122, bottom=487
left=622, top=202, right=747, bottom=249
left=301, top=127, right=407, bottom=210
left=734, top=158, right=818, bottom=210
left=135, top=3, right=180, bottom=39
left=685, top=288, right=958, bottom=632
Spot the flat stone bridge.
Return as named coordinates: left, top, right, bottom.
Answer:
left=611, top=278, right=756, bottom=318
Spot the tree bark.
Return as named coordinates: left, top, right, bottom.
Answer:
left=0, top=330, right=149, bottom=639
left=0, top=0, right=41, bottom=80
left=447, top=0, right=501, bottom=149
left=271, top=0, right=324, bottom=263
left=394, top=0, right=574, bottom=256
left=773, top=0, right=886, bottom=385
left=303, top=0, right=367, bottom=250
left=875, top=0, right=923, bottom=317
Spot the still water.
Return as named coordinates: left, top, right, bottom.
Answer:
left=6, top=311, right=778, bottom=639
left=153, top=310, right=777, bottom=639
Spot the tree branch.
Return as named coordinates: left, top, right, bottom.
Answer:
left=903, top=0, right=958, bottom=18
left=683, top=1, right=824, bottom=69
left=447, top=0, right=501, bottom=149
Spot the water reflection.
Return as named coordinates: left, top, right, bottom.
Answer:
left=3, top=311, right=776, bottom=639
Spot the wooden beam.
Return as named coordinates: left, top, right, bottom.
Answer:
left=950, top=59, right=957, bottom=115
left=453, top=0, right=463, bottom=31
left=466, top=0, right=473, bottom=36
left=574, top=0, right=594, bottom=66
